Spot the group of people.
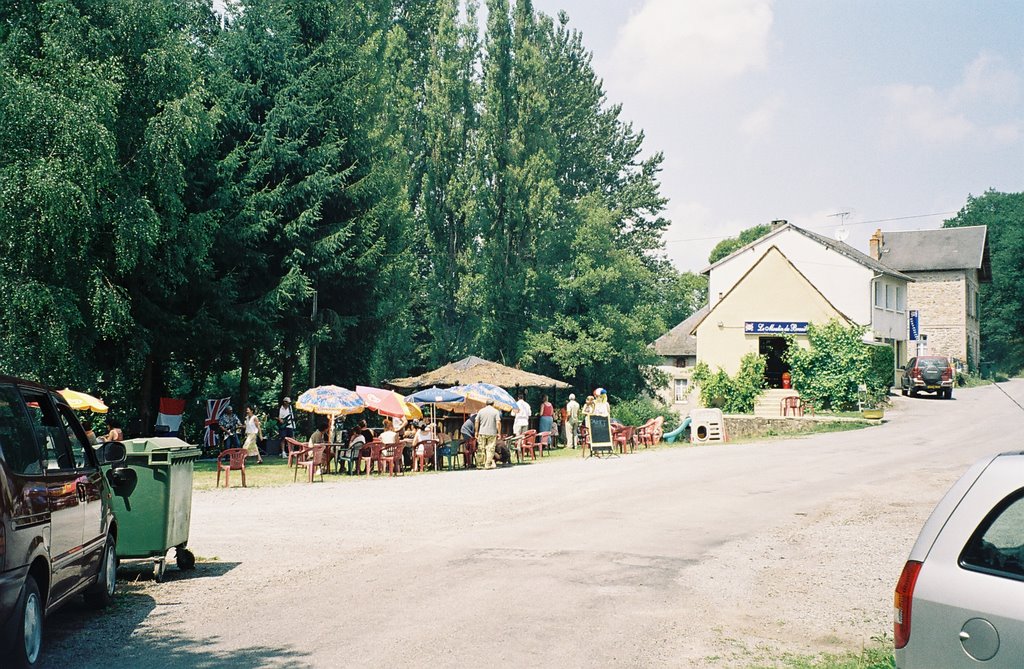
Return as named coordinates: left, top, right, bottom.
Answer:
left=464, top=388, right=611, bottom=469
left=215, top=396, right=299, bottom=464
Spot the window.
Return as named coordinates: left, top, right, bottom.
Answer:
left=874, top=282, right=883, bottom=307
left=896, top=286, right=905, bottom=313
left=960, top=490, right=1024, bottom=581
left=0, top=384, right=43, bottom=475
left=20, top=389, right=74, bottom=471
left=885, top=284, right=894, bottom=310
left=673, top=379, right=689, bottom=403
left=56, top=401, right=94, bottom=469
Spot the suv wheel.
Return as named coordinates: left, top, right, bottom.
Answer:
left=5, top=575, right=43, bottom=668
left=84, top=534, right=117, bottom=609
left=944, top=387, right=953, bottom=400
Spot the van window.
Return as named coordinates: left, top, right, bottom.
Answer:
left=0, top=384, right=43, bottom=475
left=960, top=489, right=1024, bottom=581
left=20, top=389, right=74, bottom=471
left=55, top=401, right=94, bottom=469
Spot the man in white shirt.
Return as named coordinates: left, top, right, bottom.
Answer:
left=512, top=394, right=531, bottom=435
left=278, top=397, right=296, bottom=457
left=565, top=393, right=580, bottom=449
left=474, top=400, right=502, bottom=470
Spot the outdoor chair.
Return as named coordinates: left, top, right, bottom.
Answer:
left=412, top=439, right=439, bottom=472
left=216, top=448, right=248, bottom=488
left=336, top=440, right=364, bottom=474
left=636, top=419, right=657, bottom=447
left=650, top=416, right=664, bottom=444
left=613, top=426, right=635, bottom=454
left=437, top=440, right=461, bottom=470
left=362, top=439, right=385, bottom=476
left=294, top=444, right=327, bottom=483
left=460, top=437, right=477, bottom=469
left=535, top=431, right=552, bottom=456
left=284, top=437, right=306, bottom=467
left=379, top=443, right=404, bottom=476
left=781, top=396, right=803, bottom=417
left=516, top=430, right=540, bottom=462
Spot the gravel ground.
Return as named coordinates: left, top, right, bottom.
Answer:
left=38, top=380, right=1024, bottom=668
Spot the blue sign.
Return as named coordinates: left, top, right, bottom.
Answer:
left=744, top=321, right=809, bottom=335
left=909, top=310, right=919, bottom=340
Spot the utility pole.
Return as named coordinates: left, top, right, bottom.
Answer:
left=309, top=289, right=318, bottom=388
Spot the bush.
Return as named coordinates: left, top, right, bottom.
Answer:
left=691, top=353, right=766, bottom=413
left=786, top=320, right=892, bottom=411
left=613, top=396, right=679, bottom=428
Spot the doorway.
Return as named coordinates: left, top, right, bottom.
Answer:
left=758, top=336, right=790, bottom=388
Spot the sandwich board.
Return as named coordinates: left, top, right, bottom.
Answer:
left=586, top=415, right=614, bottom=457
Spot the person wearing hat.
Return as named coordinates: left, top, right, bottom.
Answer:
left=593, top=388, right=610, bottom=417
left=564, top=393, right=581, bottom=449
left=278, top=396, right=296, bottom=457
left=218, top=405, right=242, bottom=451
left=474, top=399, right=502, bottom=470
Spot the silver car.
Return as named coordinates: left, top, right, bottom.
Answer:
left=895, top=451, right=1024, bottom=667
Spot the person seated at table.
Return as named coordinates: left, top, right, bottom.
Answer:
left=309, top=419, right=329, bottom=447
left=380, top=423, right=399, bottom=445
left=356, top=419, right=374, bottom=443
left=413, top=421, right=435, bottom=451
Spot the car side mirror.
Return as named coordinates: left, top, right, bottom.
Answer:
left=897, top=366, right=905, bottom=371
left=101, top=441, right=127, bottom=465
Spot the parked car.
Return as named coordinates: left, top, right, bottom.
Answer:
left=900, top=356, right=954, bottom=399
left=0, top=376, right=126, bottom=667
left=894, top=451, right=1024, bottom=668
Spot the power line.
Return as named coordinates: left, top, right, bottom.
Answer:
left=663, top=211, right=958, bottom=245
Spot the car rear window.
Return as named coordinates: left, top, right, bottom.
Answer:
left=960, top=489, right=1024, bottom=582
left=917, top=357, right=947, bottom=370
left=0, top=384, right=43, bottom=475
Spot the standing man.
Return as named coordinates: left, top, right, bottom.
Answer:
left=278, top=397, right=296, bottom=457
left=474, top=400, right=502, bottom=470
left=565, top=393, right=580, bottom=449
left=218, top=405, right=242, bottom=450
left=512, top=393, right=531, bottom=436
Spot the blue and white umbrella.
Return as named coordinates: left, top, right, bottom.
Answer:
left=295, top=385, right=365, bottom=416
left=449, top=383, right=516, bottom=412
left=405, top=386, right=466, bottom=406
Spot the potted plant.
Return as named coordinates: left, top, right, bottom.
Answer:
left=858, top=386, right=887, bottom=419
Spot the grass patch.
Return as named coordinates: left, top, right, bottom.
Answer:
left=740, top=637, right=893, bottom=669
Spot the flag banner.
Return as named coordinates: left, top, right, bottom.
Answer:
left=204, top=397, right=231, bottom=448
left=156, top=397, right=186, bottom=436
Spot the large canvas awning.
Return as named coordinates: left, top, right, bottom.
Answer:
left=387, top=356, right=571, bottom=390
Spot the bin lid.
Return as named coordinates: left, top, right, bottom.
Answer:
left=121, top=437, right=202, bottom=459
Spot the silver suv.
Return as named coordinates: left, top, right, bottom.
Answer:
left=895, top=451, right=1024, bottom=667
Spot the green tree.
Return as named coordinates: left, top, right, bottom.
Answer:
left=944, top=190, right=1024, bottom=372
left=785, top=320, right=876, bottom=411
left=708, top=223, right=773, bottom=264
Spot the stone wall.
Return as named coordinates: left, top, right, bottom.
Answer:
left=905, top=269, right=967, bottom=360
left=722, top=415, right=864, bottom=440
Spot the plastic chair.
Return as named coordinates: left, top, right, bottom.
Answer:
left=294, top=444, right=327, bottom=483
left=613, top=426, right=635, bottom=454
left=362, top=440, right=385, bottom=476
left=650, top=416, right=664, bottom=444
left=216, top=448, right=248, bottom=488
left=535, top=431, right=552, bottom=457
left=337, top=440, right=364, bottom=474
left=516, top=430, right=540, bottom=461
left=412, top=439, right=439, bottom=472
left=379, top=443, right=404, bottom=476
left=284, top=437, right=306, bottom=468
left=437, top=440, right=461, bottom=470
left=460, top=437, right=477, bottom=469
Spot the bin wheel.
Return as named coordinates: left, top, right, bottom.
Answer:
left=176, top=547, right=196, bottom=571
left=153, top=558, right=166, bottom=583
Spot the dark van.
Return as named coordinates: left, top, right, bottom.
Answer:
left=0, top=377, right=125, bottom=667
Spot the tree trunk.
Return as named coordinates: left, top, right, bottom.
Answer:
left=282, top=353, right=295, bottom=400
left=138, top=354, right=154, bottom=439
left=239, top=347, right=252, bottom=412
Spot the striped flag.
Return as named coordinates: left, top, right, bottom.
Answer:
left=204, top=397, right=231, bottom=448
left=156, top=398, right=186, bottom=437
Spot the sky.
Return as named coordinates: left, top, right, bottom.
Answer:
left=530, top=0, right=1024, bottom=272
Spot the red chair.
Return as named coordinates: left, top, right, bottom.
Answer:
left=412, top=439, right=439, bottom=472
left=379, top=442, right=404, bottom=476
left=650, top=416, right=664, bottom=444
left=613, top=426, right=635, bottom=454
left=635, top=419, right=655, bottom=447
left=781, top=396, right=803, bottom=417
left=216, top=448, right=248, bottom=488
left=293, top=444, right=327, bottom=483
left=460, top=437, right=478, bottom=468
left=516, top=430, right=540, bottom=461
left=362, top=439, right=385, bottom=476
left=535, top=431, right=552, bottom=457
left=284, top=437, right=306, bottom=468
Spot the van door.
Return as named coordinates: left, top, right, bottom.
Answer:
left=0, top=384, right=47, bottom=576
left=20, top=389, right=84, bottom=606
left=54, top=398, right=108, bottom=576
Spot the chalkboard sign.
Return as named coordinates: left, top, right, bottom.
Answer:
left=586, top=415, right=613, bottom=455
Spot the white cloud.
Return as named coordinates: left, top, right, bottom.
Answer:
left=739, top=94, right=784, bottom=137
left=880, top=53, right=1022, bottom=146
left=608, top=0, right=774, bottom=92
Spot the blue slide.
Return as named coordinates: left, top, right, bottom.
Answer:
left=663, top=416, right=691, bottom=444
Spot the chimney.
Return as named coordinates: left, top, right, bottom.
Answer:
left=869, top=228, right=884, bottom=260
left=770, top=219, right=787, bottom=230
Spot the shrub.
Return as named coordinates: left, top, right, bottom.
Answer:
left=691, top=353, right=766, bottom=413
left=786, top=320, right=892, bottom=411
left=613, top=396, right=679, bottom=428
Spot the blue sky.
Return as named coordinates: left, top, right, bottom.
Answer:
left=531, top=0, right=1024, bottom=271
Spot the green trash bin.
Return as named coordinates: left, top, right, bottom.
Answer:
left=104, top=437, right=202, bottom=582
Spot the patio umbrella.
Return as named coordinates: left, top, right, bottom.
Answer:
left=405, top=387, right=468, bottom=470
left=295, top=385, right=365, bottom=416
left=356, top=385, right=409, bottom=419
left=59, top=389, right=109, bottom=413
left=450, top=382, right=516, bottom=412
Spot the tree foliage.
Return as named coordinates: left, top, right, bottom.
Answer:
left=707, top=223, right=773, bottom=265
left=691, top=353, right=766, bottom=414
left=784, top=320, right=885, bottom=411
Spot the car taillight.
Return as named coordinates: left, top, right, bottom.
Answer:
left=910, top=367, right=921, bottom=379
left=894, top=560, right=922, bottom=648
left=942, top=367, right=952, bottom=381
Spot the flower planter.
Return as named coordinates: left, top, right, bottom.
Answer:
left=861, top=408, right=884, bottom=419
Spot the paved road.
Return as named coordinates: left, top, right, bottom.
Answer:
left=42, top=381, right=1024, bottom=668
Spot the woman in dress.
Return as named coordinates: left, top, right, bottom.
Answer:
left=243, top=406, right=263, bottom=463
left=538, top=395, right=554, bottom=437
